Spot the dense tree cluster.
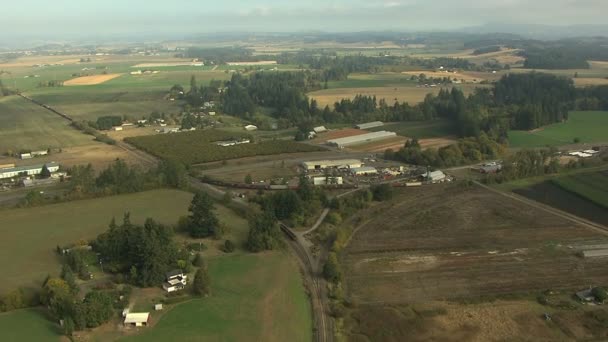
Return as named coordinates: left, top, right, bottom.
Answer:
left=576, top=85, right=608, bottom=111
left=92, top=214, right=181, bottom=287
left=386, top=133, right=504, bottom=168
left=93, top=116, right=122, bottom=130
left=473, top=46, right=502, bottom=55
left=246, top=211, right=283, bottom=253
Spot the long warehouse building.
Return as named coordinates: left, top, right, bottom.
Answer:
left=327, top=131, right=397, bottom=148
left=301, top=159, right=362, bottom=170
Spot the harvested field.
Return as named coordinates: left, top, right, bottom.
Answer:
left=419, top=137, right=458, bottom=149
left=342, top=184, right=608, bottom=305
left=308, top=84, right=486, bottom=108
left=345, top=300, right=573, bottom=342
left=64, top=73, right=122, bottom=85
left=349, top=136, right=407, bottom=152
left=574, top=78, right=608, bottom=87
left=312, top=128, right=369, bottom=143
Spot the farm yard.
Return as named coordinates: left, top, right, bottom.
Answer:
left=340, top=184, right=608, bottom=340
left=508, top=111, right=608, bottom=148
left=0, top=189, right=192, bottom=293
left=126, top=130, right=326, bottom=165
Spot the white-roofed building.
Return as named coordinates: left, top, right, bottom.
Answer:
left=355, top=121, right=384, bottom=130
left=301, top=159, right=362, bottom=171
left=351, top=167, right=378, bottom=176
left=124, top=313, right=150, bottom=327
left=327, top=131, right=396, bottom=148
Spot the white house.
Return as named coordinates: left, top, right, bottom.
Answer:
left=162, top=269, right=187, bottom=292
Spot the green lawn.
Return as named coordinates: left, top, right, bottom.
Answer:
left=122, top=253, right=312, bottom=342
left=0, top=189, right=193, bottom=293
left=0, top=95, right=95, bottom=154
left=370, top=120, right=455, bottom=138
left=0, top=308, right=61, bottom=342
left=509, top=111, right=608, bottom=148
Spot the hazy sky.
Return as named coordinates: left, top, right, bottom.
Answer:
left=4, top=0, right=608, bottom=37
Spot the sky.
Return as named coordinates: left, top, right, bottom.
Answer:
left=4, top=0, right=608, bottom=38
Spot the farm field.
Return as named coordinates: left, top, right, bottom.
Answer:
left=326, top=73, right=416, bottom=89
left=370, top=120, right=455, bottom=139
left=63, top=73, right=123, bottom=85
left=508, top=111, right=608, bottom=148
left=514, top=177, right=608, bottom=226
left=342, top=184, right=608, bottom=304
left=308, top=84, right=487, bottom=108
left=122, top=253, right=312, bottom=342
left=0, top=189, right=193, bottom=293
left=126, top=130, right=326, bottom=165
left=0, top=308, right=60, bottom=342
left=0, top=95, right=95, bottom=154
left=551, top=171, right=608, bottom=209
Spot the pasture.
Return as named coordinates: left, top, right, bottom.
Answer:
left=370, top=120, right=455, bottom=139
left=508, top=111, right=608, bottom=148
left=0, top=308, right=60, bottom=342
left=0, top=189, right=193, bottom=293
left=0, top=95, right=94, bottom=154
left=551, top=171, right=608, bottom=209
left=123, top=253, right=312, bottom=342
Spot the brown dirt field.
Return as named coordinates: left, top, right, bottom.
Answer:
left=345, top=300, right=570, bottom=342
left=0, top=55, right=87, bottom=67
left=64, top=73, right=122, bottom=86
left=107, top=126, right=159, bottom=140
left=308, top=84, right=487, bottom=108
left=419, top=137, right=458, bottom=149
left=342, top=184, right=608, bottom=305
left=349, top=137, right=408, bottom=152
left=573, top=78, right=608, bottom=87
left=12, top=144, right=138, bottom=171
left=312, top=128, right=370, bottom=143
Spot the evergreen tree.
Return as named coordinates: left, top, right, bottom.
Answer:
left=192, top=267, right=210, bottom=296
left=188, top=191, right=221, bottom=238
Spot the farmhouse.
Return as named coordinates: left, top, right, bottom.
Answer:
left=351, top=167, right=378, bottom=176
left=424, top=170, right=446, bottom=183
left=356, top=121, right=384, bottom=130
left=162, top=269, right=187, bottom=292
left=312, top=176, right=344, bottom=186
left=301, top=159, right=362, bottom=171
left=327, top=131, right=397, bottom=148
left=0, top=162, right=60, bottom=180
left=124, top=312, right=150, bottom=327
left=244, top=125, right=258, bottom=131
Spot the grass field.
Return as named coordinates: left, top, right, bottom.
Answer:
left=0, top=308, right=60, bottom=342
left=0, top=95, right=95, bottom=154
left=508, top=111, right=608, bottom=148
left=551, top=171, right=608, bottom=209
left=0, top=189, right=193, bottom=293
left=122, top=253, right=312, bottom=342
left=370, top=120, right=455, bottom=139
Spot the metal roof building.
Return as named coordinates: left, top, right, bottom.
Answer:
left=0, top=162, right=59, bottom=179
left=351, top=167, right=378, bottom=175
left=124, top=312, right=150, bottom=327
left=302, top=159, right=362, bottom=170
left=356, top=121, right=384, bottom=130
left=327, top=131, right=396, bottom=148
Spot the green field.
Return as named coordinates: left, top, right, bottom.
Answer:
left=551, top=171, right=608, bottom=208
left=370, top=120, right=455, bottom=138
left=122, top=253, right=312, bottom=342
left=508, top=111, right=608, bottom=148
left=0, top=95, right=95, bottom=154
left=0, top=189, right=193, bottom=293
left=0, top=308, right=60, bottom=342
